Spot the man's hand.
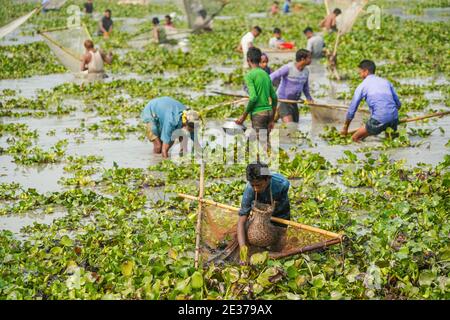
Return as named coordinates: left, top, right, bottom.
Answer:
left=340, top=127, right=348, bottom=136
left=235, top=114, right=247, bottom=125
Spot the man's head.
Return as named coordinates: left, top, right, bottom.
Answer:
left=152, top=17, right=160, bottom=26
left=274, top=1, right=279, bottom=6
left=295, top=49, right=312, bottom=67
left=252, top=26, right=262, bottom=37
left=247, top=47, right=262, bottom=67
left=273, top=27, right=282, bottom=39
left=183, top=109, right=200, bottom=133
left=84, top=39, right=94, bottom=50
left=260, top=53, right=269, bottom=70
left=198, top=9, right=207, bottom=19
left=303, top=26, right=313, bottom=39
left=333, top=8, right=342, bottom=16
left=246, top=162, right=271, bottom=193
left=165, top=15, right=172, bottom=23
left=358, top=59, right=376, bottom=79
left=104, top=9, right=111, bottom=18
left=88, top=0, right=93, bottom=3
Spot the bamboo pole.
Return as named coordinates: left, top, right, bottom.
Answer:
left=178, top=193, right=343, bottom=240
left=194, top=162, right=205, bottom=269
left=211, top=91, right=351, bottom=111
left=202, top=98, right=248, bottom=113
left=347, top=111, right=450, bottom=135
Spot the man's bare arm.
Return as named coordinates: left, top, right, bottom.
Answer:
left=237, top=215, right=248, bottom=248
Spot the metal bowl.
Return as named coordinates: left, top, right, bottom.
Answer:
left=222, top=118, right=246, bottom=134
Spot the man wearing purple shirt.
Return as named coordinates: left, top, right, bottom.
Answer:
left=270, top=49, right=314, bottom=123
left=341, top=60, right=402, bottom=142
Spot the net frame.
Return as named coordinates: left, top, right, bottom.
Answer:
left=0, top=8, right=38, bottom=40
left=179, top=193, right=344, bottom=265
left=324, top=0, right=368, bottom=35
left=38, top=24, right=92, bottom=73
left=182, top=0, right=227, bottom=30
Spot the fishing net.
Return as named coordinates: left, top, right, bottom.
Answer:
left=129, top=28, right=191, bottom=48
left=39, top=25, right=92, bottom=73
left=182, top=0, right=227, bottom=30
left=325, top=0, right=368, bottom=34
left=44, top=0, right=68, bottom=10
left=310, top=105, right=369, bottom=127
left=197, top=201, right=341, bottom=265
left=0, top=8, right=38, bottom=39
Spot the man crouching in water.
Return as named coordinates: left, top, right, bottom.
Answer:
left=141, top=96, right=200, bottom=158
left=237, top=162, right=290, bottom=264
left=80, top=40, right=113, bottom=80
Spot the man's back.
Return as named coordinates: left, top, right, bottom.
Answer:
left=307, top=35, right=324, bottom=58
left=349, top=75, right=401, bottom=123
left=245, top=68, right=275, bottom=114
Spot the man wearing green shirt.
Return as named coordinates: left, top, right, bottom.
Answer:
left=236, top=47, right=278, bottom=135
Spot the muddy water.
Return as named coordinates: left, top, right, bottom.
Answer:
left=385, top=7, right=450, bottom=23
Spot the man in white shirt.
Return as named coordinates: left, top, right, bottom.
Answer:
left=238, top=26, right=262, bottom=69
left=303, top=27, right=325, bottom=59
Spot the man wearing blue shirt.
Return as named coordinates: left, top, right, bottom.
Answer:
left=141, top=97, right=199, bottom=158
left=237, top=163, right=290, bottom=259
left=341, top=60, right=402, bottom=142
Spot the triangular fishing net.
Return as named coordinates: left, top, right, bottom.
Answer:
left=310, top=105, right=369, bottom=126
left=44, top=0, right=68, bottom=10
left=0, top=8, right=38, bottom=39
left=325, top=0, right=368, bottom=34
left=39, top=25, right=92, bottom=73
left=182, top=0, right=227, bottom=30
left=198, top=201, right=341, bottom=265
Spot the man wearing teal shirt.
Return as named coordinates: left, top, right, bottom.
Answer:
left=141, top=97, right=199, bottom=158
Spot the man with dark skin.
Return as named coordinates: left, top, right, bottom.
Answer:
left=98, top=9, right=113, bottom=38
left=237, top=162, right=290, bottom=264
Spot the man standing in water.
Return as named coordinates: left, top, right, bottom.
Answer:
left=97, top=9, right=113, bottom=38
left=237, top=162, right=290, bottom=263
left=238, top=26, right=262, bottom=70
left=341, top=60, right=402, bottom=142
left=151, top=17, right=168, bottom=44
left=320, top=8, right=342, bottom=32
left=270, top=49, right=313, bottom=124
left=141, top=97, right=200, bottom=158
left=80, top=40, right=113, bottom=80
left=236, top=47, right=278, bottom=140
left=303, top=27, right=325, bottom=59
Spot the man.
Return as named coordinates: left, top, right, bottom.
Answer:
left=303, top=27, right=325, bottom=59
left=270, top=49, right=313, bottom=124
left=97, top=9, right=113, bottom=38
left=194, top=9, right=213, bottom=32
left=269, top=28, right=285, bottom=49
left=238, top=26, right=262, bottom=70
left=320, top=8, right=342, bottom=32
left=152, top=17, right=168, bottom=44
left=84, top=0, right=94, bottom=16
left=141, top=97, right=200, bottom=158
left=341, top=60, right=402, bottom=142
left=269, top=1, right=280, bottom=15
left=164, top=15, right=175, bottom=30
left=282, top=0, right=291, bottom=14
left=236, top=47, right=278, bottom=137
left=80, top=40, right=113, bottom=80
left=237, top=162, right=290, bottom=261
